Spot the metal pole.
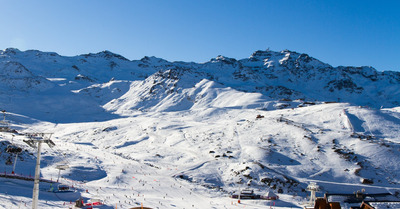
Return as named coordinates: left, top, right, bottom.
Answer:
left=57, top=169, right=61, bottom=182
left=310, top=189, right=315, bottom=206
left=238, top=183, right=241, bottom=203
left=12, top=153, right=18, bottom=174
left=32, top=141, right=42, bottom=209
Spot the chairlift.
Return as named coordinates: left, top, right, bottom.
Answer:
left=49, top=184, right=74, bottom=193
left=56, top=164, right=69, bottom=170
left=56, top=164, right=69, bottom=182
left=22, top=132, right=55, bottom=209
left=23, top=139, right=37, bottom=148
left=0, top=110, right=11, bottom=132
left=44, top=139, right=55, bottom=148
left=48, top=184, right=75, bottom=193
left=6, top=145, right=22, bottom=154
left=6, top=135, right=23, bottom=174
left=58, top=184, right=71, bottom=191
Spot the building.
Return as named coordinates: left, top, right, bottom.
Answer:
left=313, top=191, right=400, bottom=209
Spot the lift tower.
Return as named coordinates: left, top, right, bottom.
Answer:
left=23, top=133, right=55, bottom=209
left=306, top=182, right=320, bottom=207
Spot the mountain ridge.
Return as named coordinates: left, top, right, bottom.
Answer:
left=1, top=48, right=400, bottom=208
left=1, top=48, right=400, bottom=120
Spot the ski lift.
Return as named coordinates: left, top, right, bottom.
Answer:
left=56, top=164, right=69, bottom=182
left=0, top=110, right=11, bottom=132
left=6, top=135, right=23, bottom=174
left=44, top=139, right=56, bottom=148
left=23, top=139, right=37, bottom=148
left=6, top=144, right=22, bottom=154
left=49, top=184, right=74, bottom=193
left=306, top=182, right=320, bottom=206
left=22, top=132, right=55, bottom=209
left=58, top=184, right=71, bottom=191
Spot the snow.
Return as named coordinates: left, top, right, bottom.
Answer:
left=369, top=202, right=400, bottom=209
left=1, top=102, right=400, bottom=208
left=0, top=48, right=400, bottom=208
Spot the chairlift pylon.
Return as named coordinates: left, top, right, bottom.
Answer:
left=23, top=132, right=55, bottom=209
left=0, top=110, right=11, bottom=132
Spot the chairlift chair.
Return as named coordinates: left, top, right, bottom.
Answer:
left=6, top=137, right=23, bottom=174
left=6, top=145, right=22, bottom=154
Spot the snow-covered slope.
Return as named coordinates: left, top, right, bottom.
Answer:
left=0, top=48, right=400, bottom=208
left=1, top=48, right=400, bottom=118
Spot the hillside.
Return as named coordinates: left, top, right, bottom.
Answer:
left=0, top=48, right=400, bottom=208
left=1, top=48, right=400, bottom=121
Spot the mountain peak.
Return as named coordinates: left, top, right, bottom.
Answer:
left=209, top=55, right=237, bottom=64
left=1, top=48, right=21, bottom=56
left=249, top=49, right=274, bottom=59
left=0, top=61, right=33, bottom=77
left=140, top=56, right=169, bottom=65
left=81, top=50, right=129, bottom=61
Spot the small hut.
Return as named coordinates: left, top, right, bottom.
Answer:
left=261, top=191, right=279, bottom=200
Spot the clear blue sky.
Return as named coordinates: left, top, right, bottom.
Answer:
left=1, top=0, right=399, bottom=71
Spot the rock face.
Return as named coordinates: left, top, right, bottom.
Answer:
left=0, top=48, right=399, bottom=116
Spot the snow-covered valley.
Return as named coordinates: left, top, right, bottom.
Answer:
left=1, top=48, right=400, bottom=208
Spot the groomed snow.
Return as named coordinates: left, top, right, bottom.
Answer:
left=1, top=102, right=400, bottom=208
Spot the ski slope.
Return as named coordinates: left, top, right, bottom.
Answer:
left=1, top=102, right=400, bottom=208
left=1, top=48, right=400, bottom=208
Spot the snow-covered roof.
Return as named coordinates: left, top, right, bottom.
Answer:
left=367, top=202, right=400, bottom=209
left=263, top=191, right=277, bottom=197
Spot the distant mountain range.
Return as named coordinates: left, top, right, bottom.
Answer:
left=0, top=48, right=399, bottom=122
left=1, top=48, right=400, bottom=208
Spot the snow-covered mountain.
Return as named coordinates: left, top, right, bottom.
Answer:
left=1, top=48, right=400, bottom=119
left=1, top=48, right=400, bottom=208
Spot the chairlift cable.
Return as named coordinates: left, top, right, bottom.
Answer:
left=49, top=144, right=72, bottom=166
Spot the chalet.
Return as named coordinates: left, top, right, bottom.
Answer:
left=313, top=191, right=400, bottom=209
